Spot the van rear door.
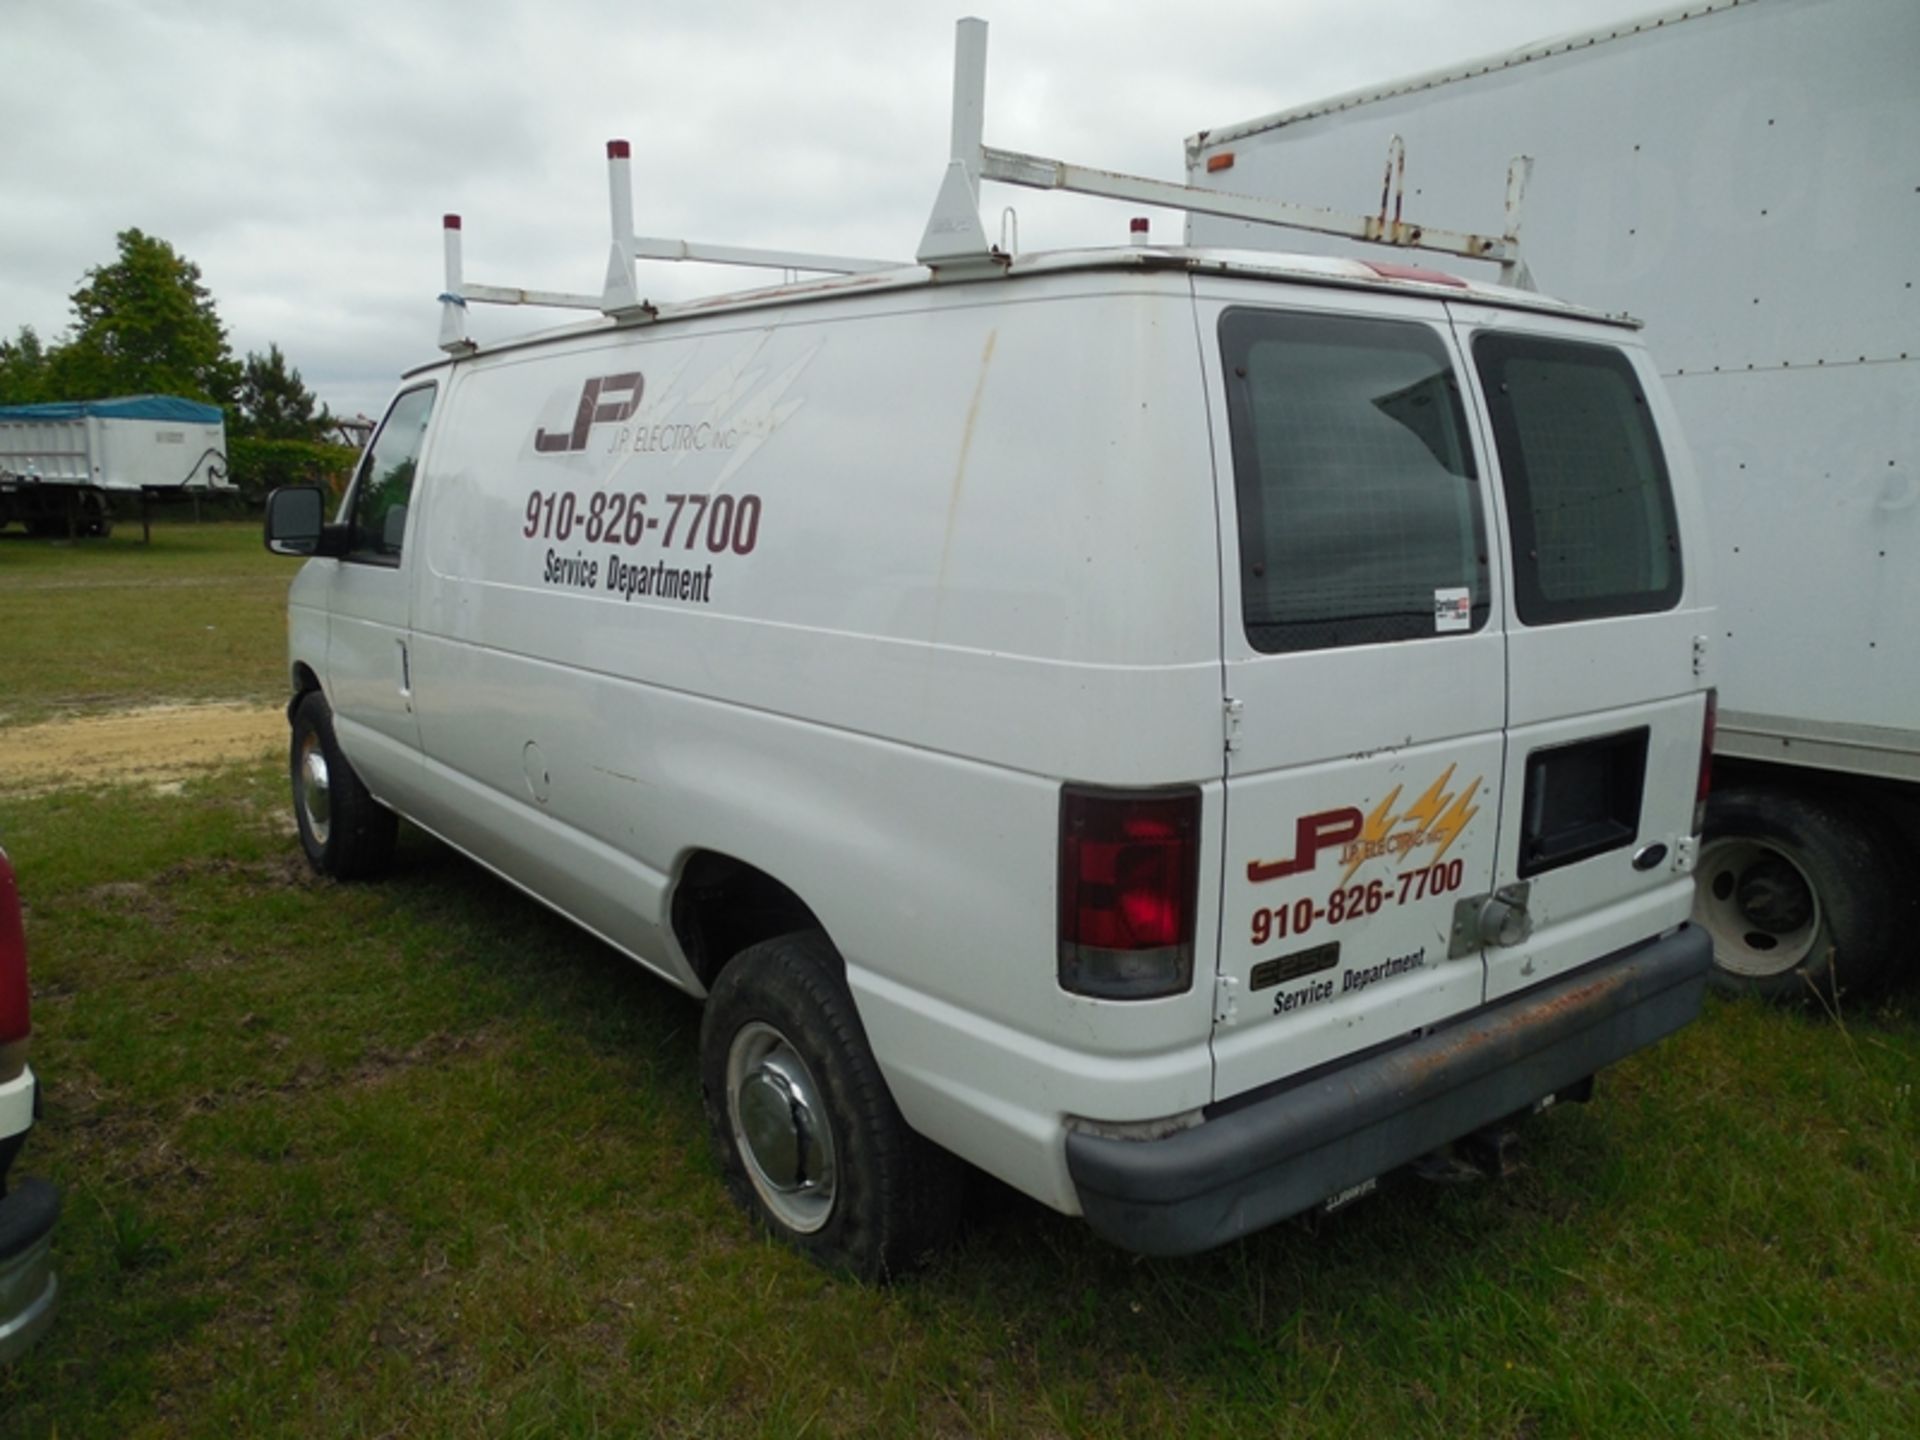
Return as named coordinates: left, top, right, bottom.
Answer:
left=1198, top=284, right=1510, bottom=1103
left=1454, top=309, right=1708, bottom=1002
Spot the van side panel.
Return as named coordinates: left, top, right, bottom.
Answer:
left=402, top=276, right=1225, bottom=1208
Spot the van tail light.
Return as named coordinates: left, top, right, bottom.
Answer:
left=1058, top=785, right=1201, bottom=999
left=1694, top=688, right=1717, bottom=834
left=0, top=851, right=29, bottom=1081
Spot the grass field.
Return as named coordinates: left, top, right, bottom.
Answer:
left=1, top=525, right=1916, bottom=1437
left=0, top=524, right=289, bottom=727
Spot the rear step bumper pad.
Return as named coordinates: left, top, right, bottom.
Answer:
left=1067, top=924, right=1712, bottom=1256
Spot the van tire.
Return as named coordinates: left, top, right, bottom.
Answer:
left=1692, top=786, right=1901, bottom=1005
left=700, top=930, right=960, bottom=1281
left=290, top=691, right=397, bottom=880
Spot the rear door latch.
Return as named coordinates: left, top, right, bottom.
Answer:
left=1448, top=882, right=1533, bottom=959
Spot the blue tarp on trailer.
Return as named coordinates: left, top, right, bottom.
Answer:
left=0, top=395, right=223, bottom=424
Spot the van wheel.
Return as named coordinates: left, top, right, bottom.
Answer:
left=1691, top=787, right=1901, bottom=1004
left=290, top=690, right=397, bottom=879
left=700, top=930, right=959, bottom=1281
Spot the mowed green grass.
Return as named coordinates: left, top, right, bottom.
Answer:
left=0, top=528, right=1916, bottom=1437
left=0, top=523, right=290, bottom=726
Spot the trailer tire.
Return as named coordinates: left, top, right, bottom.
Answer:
left=700, top=930, right=960, bottom=1282
left=1692, top=786, right=1902, bottom=1004
left=290, top=690, right=397, bottom=879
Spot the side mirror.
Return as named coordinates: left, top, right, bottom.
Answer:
left=264, top=486, right=344, bottom=557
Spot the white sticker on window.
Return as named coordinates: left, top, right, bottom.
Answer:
left=1434, top=588, right=1471, bottom=633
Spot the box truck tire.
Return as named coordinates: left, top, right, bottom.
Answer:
left=289, top=691, right=398, bottom=880
left=1692, top=787, right=1903, bottom=1004
left=700, top=930, right=960, bottom=1282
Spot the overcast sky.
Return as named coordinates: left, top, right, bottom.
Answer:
left=4, top=0, right=1668, bottom=421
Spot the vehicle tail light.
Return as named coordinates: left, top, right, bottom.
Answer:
left=0, top=852, right=29, bottom=1075
left=1695, top=688, right=1717, bottom=834
left=1058, top=785, right=1201, bottom=999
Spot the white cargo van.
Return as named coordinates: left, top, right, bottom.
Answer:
left=265, top=22, right=1715, bottom=1275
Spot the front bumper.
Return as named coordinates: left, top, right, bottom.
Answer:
left=1067, top=924, right=1712, bottom=1256
left=0, top=1069, right=60, bottom=1366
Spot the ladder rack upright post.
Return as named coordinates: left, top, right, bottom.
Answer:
left=916, top=17, right=1531, bottom=283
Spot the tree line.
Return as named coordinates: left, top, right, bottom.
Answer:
left=0, top=229, right=358, bottom=498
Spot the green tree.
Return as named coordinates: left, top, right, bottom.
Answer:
left=235, top=343, right=328, bottom=440
left=52, top=228, right=237, bottom=403
left=0, top=326, right=54, bottom=405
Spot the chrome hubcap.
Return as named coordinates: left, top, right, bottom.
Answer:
left=298, top=734, right=332, bottom=846
left=1692, top=837, right=1820, bottom=977
left=726, top=1021, right=836, bottom=1233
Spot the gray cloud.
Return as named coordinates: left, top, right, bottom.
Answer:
left=2, top=0, right=1662, bottom=420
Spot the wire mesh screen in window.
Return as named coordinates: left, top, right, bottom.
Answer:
left=1500, top=359, right=1673, bottom=603
left=1233, top=324, right=1485, bottom=652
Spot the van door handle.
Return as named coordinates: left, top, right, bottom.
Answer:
left=397, top=639, right=412, bottom=697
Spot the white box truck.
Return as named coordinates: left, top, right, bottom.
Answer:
left=258, top=21, right=1717, bottom=1274
left=0, top=394, right=230, bottom=537
left=1186, top=0, right=1919, bottom=1003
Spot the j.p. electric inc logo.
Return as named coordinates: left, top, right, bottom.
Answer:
left=1248, top=764, right=1482, bottom=886
left=533, top=373, right=646, bottom=454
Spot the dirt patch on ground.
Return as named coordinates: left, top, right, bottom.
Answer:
left=0, top=700, right=285, bottom=795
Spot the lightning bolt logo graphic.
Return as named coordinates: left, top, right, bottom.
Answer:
left=1397, top=764, right=1458, bottom=839
left=1341, top=784, right=1404, bottom=884
left=1429, top=777, right=1482, bottom=861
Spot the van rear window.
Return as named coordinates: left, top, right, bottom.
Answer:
left=1472, top=335, right=1682, bottom=625
left=1220, top=310, right=1489, bottom=654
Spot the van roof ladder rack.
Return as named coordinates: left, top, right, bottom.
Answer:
left=438, top=143, right=906, bottom=353
left=915, top=17, right=1533, bottom=287
left=437, top=15, right=1534, bottom=353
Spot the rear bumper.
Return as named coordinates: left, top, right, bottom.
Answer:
left=1066, top=924, right=1712, bottom=1256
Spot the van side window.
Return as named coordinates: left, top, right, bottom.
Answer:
left=1221, top=309, right=1488, bottom=654
left=1472, top=335, right=1682, bottom=624
left=346, top=385, right=436, bottom=565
